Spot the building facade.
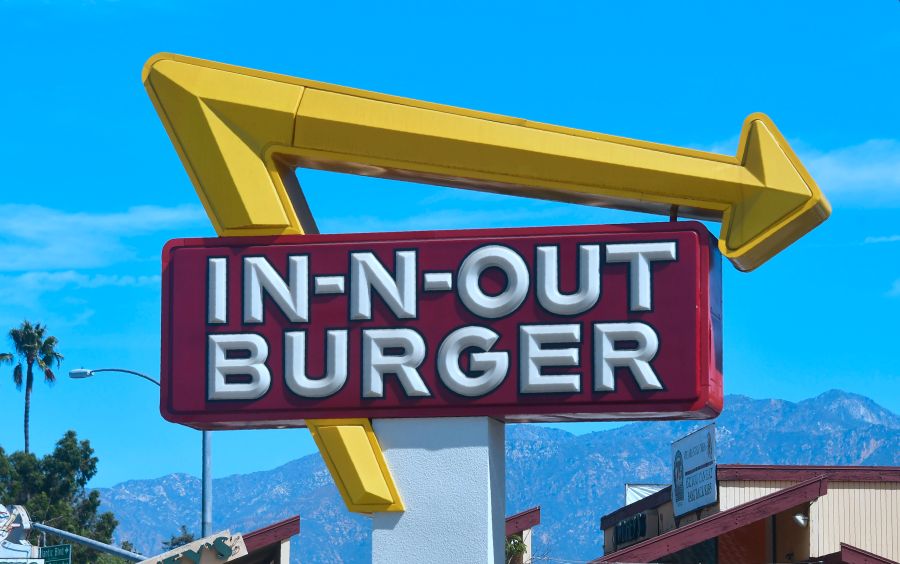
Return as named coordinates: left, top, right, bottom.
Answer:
left=598, top=465, right=899, bottom=563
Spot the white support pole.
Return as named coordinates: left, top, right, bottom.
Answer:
left=371, top=417, right=505, bottom=564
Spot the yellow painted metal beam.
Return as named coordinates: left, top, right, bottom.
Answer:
left=143, top=54, right=403, bottom=514
left=143, top=52, right=829, bottom=271
left=308, top=419, right=403, bottom=513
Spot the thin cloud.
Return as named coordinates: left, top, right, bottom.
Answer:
left=0, top=271, right=161, bottom=308
left=0, top=307, right=97, bottom=333
left=889, top=280, right=900, bottom=298
left=687, top=136, right=739, bottom=156
left=8, top=271, right=161, bottom=290
left=692, top=137, right=900, bottom=204
left=864, top=235, right=900, bottom=244
left=0, top=204, right=208, bottom=272
left=802, top=139, right=900, bottom=202
left=0, top=204, right=195, bottom=327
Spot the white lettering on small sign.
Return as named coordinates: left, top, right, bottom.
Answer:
left=671, top=423, right=717, bottom=517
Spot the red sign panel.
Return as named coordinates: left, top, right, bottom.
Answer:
left=161, top=222, right=722, bottom=429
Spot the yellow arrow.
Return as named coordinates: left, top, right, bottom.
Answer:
left=143, top=53, right=829, bottom=271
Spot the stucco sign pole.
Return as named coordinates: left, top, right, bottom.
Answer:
left=143, top=54, right=829, bottom=563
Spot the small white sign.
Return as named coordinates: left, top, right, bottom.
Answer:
left=671, top=423, right=717, bottom=517
left=0, top=560, right=44, bottom=564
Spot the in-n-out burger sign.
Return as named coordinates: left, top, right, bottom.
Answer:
left=161, top=222, right=722, bottom=428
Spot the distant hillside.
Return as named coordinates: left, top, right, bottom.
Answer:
left=98, top=390, right=900, bottom=562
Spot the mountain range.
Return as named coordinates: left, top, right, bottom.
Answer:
left=97, top=390, right=900, bottom=562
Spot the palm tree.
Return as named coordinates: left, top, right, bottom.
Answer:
left=1, top=321, right=64, bottom=453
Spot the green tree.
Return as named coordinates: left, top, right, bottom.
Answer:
left=93, top=541, right=138, bottom=564
left=0, top=431, right=118, bottom=562
left=161, top=525, right=196, bottom=550
left=505, top=533, right=528, bottom=564
left=1, top=320, right=64, bottom=453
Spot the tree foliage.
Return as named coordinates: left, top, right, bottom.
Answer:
left=1, top=320, right=64, bottom=453
left=506, top=533, right=528, bottom=564
left=0, top=431, right=118, bottom=562
left=161, top=524, right=197, bottom=551
left=94, top=540, right=138, bottom=564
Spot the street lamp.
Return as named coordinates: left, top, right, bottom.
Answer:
left=69, top=368, right=160, bottom=386
left=69, top=367, right=213, bottom=537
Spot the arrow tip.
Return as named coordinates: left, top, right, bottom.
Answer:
left=722, top=113, right=831, bottom=271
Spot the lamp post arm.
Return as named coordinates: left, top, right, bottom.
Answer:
left=87, top=368, right=161, bottom=387
left=32, top=522, right=144, bottom=561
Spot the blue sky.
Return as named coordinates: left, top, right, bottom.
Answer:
left=0, top=0, right=898, bottom=490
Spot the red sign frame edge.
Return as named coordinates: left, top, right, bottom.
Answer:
left=160, top=221, right=723, bottom=429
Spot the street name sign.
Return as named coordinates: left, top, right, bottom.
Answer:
left=161, top=222, right=722, bottom=428
left=37, top=545, right=69, bottom=564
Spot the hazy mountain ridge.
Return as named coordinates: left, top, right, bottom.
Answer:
left=98, top=390, right=900, bottom=562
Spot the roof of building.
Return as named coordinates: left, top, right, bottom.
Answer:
left=717, top=465, right=900, bottom=482
left=231, top=516, right=300, bottom=564
left=600, top=464, right=900, bottom=530
left=819, top=542, right=900, bottom=564
left=506, top=506, right=541, bottom=536
left=600, top=486, right=672, bottom=530
left=593, top=475, right=829, bottom=563
left=215, top=507, right=537, bottom=563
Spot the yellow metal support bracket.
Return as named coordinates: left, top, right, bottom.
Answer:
left=308, top=419, right=403, bottom=513
left=143, top=54, right=404, bottom=514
